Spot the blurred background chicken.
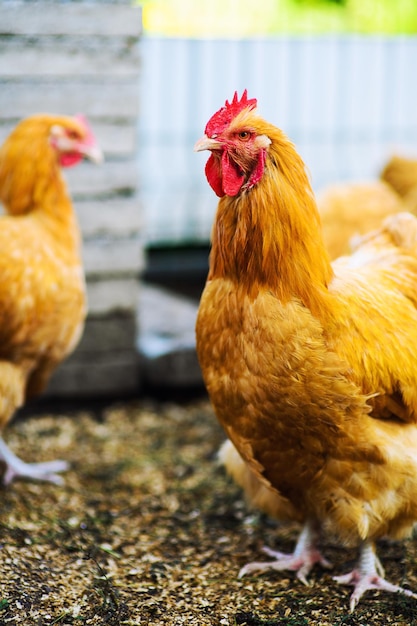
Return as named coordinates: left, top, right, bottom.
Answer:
left=195, top=92, right=417, bottom=610
left=318, top=154, right=417, bottom=259
left=318, top=180, right=405, bottom=259
left=0, top=114, right=102, bottom=485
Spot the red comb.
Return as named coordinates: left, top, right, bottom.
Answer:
left=205, top=90, right=257, bottom=137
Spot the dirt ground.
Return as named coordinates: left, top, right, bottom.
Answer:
left=1, top=395, right=417, bottom=626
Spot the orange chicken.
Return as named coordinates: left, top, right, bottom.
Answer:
left=317, top=180, right=405, bottom=259
left=195, top=91, right=417, bottom=610
left=0, top=114, right=102, bottom=484
left=317, top=154, right=417, bottom=260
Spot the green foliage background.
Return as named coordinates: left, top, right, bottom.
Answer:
left=139, top=0, right=417, bottom=36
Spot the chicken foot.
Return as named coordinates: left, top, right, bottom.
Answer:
left=333, top=540, right=417, bottom=612
left=239, top=520, right=332, bottom=585
left=0, top=437, right=68, bottom=485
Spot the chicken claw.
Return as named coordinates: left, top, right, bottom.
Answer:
left=334, top=541, right=417, bottom=612
left=0, top=437, right=69, bottom=485
left=239, top=521, right=331, bottom=585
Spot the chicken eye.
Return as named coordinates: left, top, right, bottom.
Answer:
left=237, top=131, right=251, bottom=141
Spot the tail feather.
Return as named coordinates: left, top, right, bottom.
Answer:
left=218, top=439, right=303, bottom=522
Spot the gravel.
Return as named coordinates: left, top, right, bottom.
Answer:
left=1, top=396, right=417, bottom=625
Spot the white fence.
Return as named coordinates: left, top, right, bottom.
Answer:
left=139, top=35, right=417, bottom=246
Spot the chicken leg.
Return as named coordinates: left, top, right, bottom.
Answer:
left=0, top=437, right=68, bottom=485
left=334, top=540, right=417, bottom=611
left=239, top=520, right=332, bottom=585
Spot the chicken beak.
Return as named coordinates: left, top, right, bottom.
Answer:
left=72, top=114, right=104, bottom=164
left=194, top=135, right=222, bottom=152
left=79, top=143, right=104, bottom=164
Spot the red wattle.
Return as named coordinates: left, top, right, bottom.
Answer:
left=59, top=152, right=83, bottom=168
left=221, top=150, right=245, bottom=196
left=246, top=148, right=267, bottom=190
left=205, top=154, right=225, bottom=197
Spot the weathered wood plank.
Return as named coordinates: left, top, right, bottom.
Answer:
left=0, top=4, right=142, bottom=37
left=47, top=352, right=141, bottom=396
left=89, top=121, right=138, bottom=158
left=76, top=198, right=142, bottom=239
left=72, top=314, right=137, bottom=353
left=0, top=82, right=140, bottom=118
left=83, top=237, right=144, bottom=277
left=138, top=284, right=202, bottom=387
left=0, top=38, right=140, bottom=77
left=65, top=160, right=139, bottom=197
left=86, top=277, right=140, bottom=316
